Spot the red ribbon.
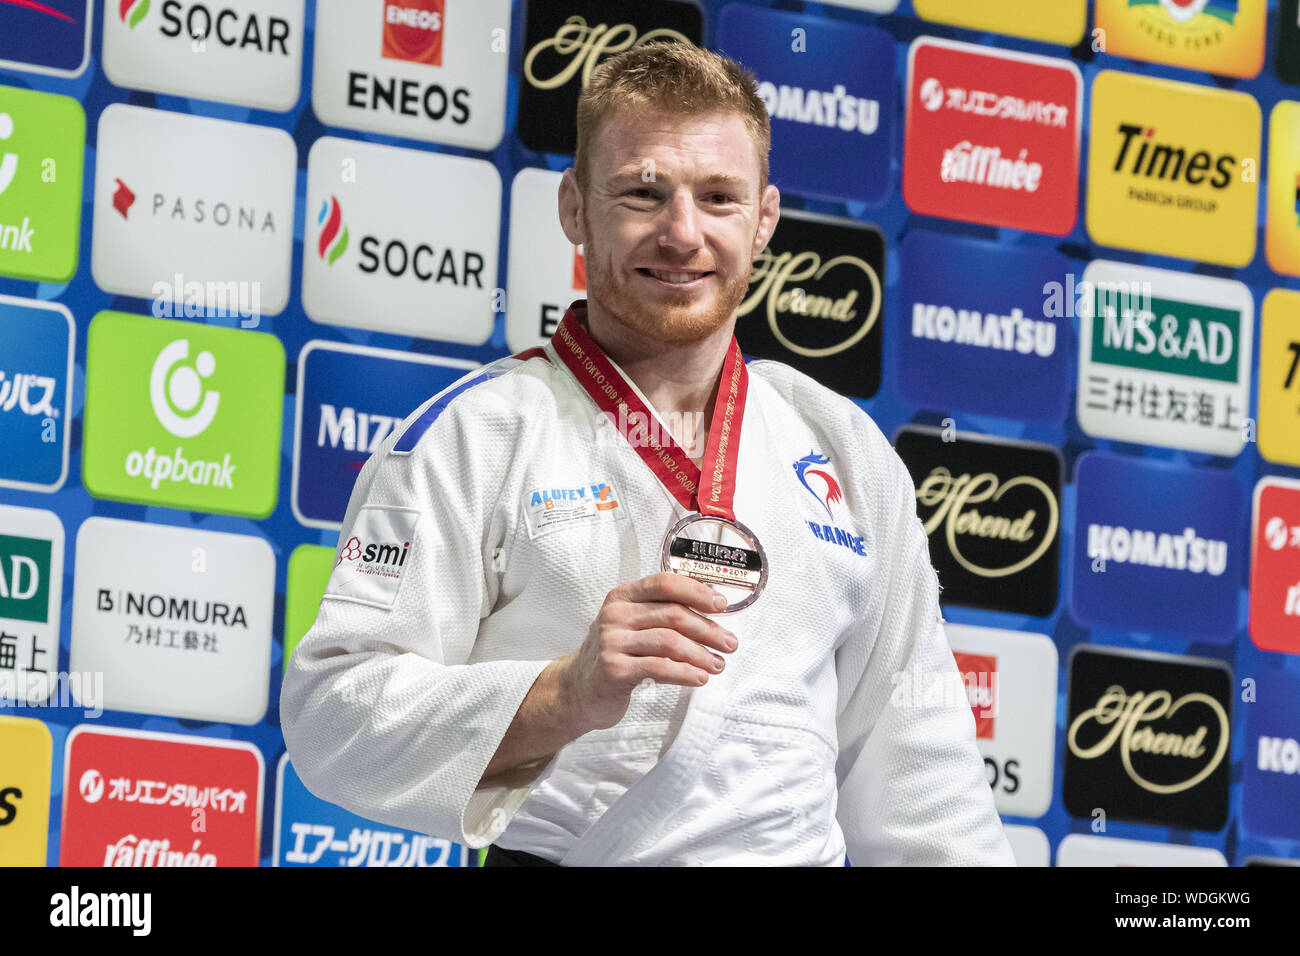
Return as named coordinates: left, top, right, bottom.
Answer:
left=551, top=301, right=749, bottom=520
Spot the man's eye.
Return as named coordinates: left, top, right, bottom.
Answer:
left=707, top=193, right=734, bottom=204
left=627, top=188, right=657, bottom=199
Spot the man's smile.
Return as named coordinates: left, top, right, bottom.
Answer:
left=636, top=267, right=715, bottom=287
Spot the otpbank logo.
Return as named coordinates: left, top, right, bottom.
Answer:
left=1096, top=0, right=1265, bottom=79
left=81, top=311, right=285, bottom=518
left=913, top=0, right=1086, bottom=45
left=293, top=340, right=476, bottom=529
left=0, top=0, right=92, bottom=77
left=903, top=37, right=1082, bottom=236
left=0, top=87, right=85, bottom=284
left=302, top=136, right=500, bottom=343
left=103, top=0, right=306, bottom=111
left=1087, top=71, right=1260, bottom=267
left=716, top=6, right=895, bottom=205
left=1071, top=452, right=1242, bottom=641
left=0, top=295, right=74, bottom=493
left=1265, top=102, right=1300, bottom=278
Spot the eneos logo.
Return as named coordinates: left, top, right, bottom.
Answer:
left=82, top=311, right=284, bottom=518
left=953, top=651, right=997, bottom=739
left=946, top=624, right=1057, bottom=818
left=1096, top=0, right=1265, bottom=79
left=1087, top=70, right=1259, bottom=267
left=383, top=0, right=444, bottom=66
left=904, top=37, right=1081, bottom=236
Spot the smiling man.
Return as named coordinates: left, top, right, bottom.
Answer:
left=281, top=42, right=1014, bottom=867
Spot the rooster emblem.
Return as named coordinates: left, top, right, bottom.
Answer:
left=794, top=451, right=843, bottom=519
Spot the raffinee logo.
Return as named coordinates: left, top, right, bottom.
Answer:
left=50, top=886, right=151, bottom=936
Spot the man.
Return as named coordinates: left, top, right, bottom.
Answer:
left=281, top=42, right=1014, bottom=866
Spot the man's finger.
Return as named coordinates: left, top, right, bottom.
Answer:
left=621, top=570, right=729, bottom=613
left=620, top=628, right=726, bottom=673
left=620, top=601, right=737, bottom=654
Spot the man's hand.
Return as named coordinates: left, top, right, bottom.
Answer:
left=480, top=572, right=737, bottom=782
left=559, top=571, right=739, bottom=732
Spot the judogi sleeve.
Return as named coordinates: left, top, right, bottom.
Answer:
left=833, top=430, right=1016, bottom=866
left=279, top=379, right=554, bottom=849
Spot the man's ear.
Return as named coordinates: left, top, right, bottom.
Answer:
left=752, top=183, right=781, bottom=256
left=558, top=169, right=587, bottom=246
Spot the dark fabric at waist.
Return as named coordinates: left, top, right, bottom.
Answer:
left=483, top=845, right=562, bottom=867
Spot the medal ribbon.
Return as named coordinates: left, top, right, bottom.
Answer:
left=552, top=303, right=749, bottom=520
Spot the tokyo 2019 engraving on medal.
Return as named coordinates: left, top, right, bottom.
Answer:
left=661, top=514, right=767, bottom=613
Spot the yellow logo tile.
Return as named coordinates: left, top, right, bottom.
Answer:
left=0, top=716, right=51, bottom=866
left=1096, top=0, right=1266, bottom=79
left=1267, top=102, right=1300, bottom=277
left=1087, top=70, right=1260, bottom=267
left=1259, top=290, right=1300, bottom=467
left=913, top=0, right=1087, bottom=46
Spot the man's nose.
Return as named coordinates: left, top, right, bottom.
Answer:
left=659, top=189, right=703, bottom=253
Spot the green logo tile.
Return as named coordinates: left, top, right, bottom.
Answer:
left=0, top=87, right=85, bottom=283
left=82, top=311, right=285, bottom=517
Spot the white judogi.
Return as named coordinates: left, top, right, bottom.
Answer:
left=280, top=302, right=1015, bottom=866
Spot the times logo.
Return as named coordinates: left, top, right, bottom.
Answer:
left=1086, top=70, right=1259, bottom=267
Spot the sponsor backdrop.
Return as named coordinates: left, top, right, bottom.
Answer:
left=1, top=0, right=1298, bottom=868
